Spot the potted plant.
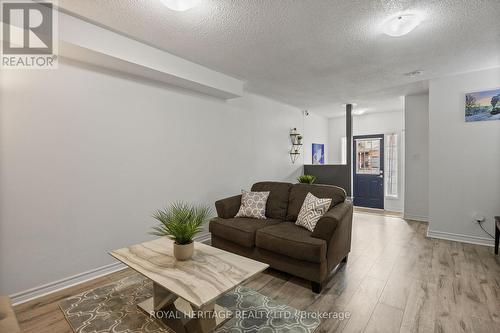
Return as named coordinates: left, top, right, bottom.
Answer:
left=297, top=174, right=316, bottom=184
left=150, top=202, right=212, bottom=260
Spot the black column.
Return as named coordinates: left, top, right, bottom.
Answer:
left=346, top=104, right=353, bottom=198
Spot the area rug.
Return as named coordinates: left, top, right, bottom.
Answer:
left=59, top=273, right=320, bottom=333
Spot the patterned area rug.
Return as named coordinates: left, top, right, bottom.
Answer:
left=59, top=273, right=320, bottom=333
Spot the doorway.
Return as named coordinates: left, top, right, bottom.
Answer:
left=353, top=134, right=384, bottom=209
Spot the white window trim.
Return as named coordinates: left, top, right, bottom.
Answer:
left=340, top=137, right=347, bottom=165
left=385, top=132, right=399, bottom=199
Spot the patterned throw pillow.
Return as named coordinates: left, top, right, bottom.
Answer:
left=295, top=192, right=332, bottom=232
left=235, top=190, right=270, bottom=219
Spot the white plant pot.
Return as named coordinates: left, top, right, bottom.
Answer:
left=173, top=241, right=194, bottom=260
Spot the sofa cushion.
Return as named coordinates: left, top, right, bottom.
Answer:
left=255, top=223, right=327, bottom=263
left=296, top=193, right=332, bottom=232
left=209, top=217, right=281, bottom=248
left=251, top=181, right=292, bottom=220
left=286, top=183, right=346, bottom=222
left=235, top=190, right=270, bottom=219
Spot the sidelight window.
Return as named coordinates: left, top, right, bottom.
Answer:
left=386, top=133, right=398, bottom=197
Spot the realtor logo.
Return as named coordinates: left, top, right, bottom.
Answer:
left=1, top=0, right=58, bottom=68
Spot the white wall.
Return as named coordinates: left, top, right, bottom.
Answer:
left=404, top=94, right=429, bottom=222
left=328, top=111, right=405, bottom=211
left=428, top=67, right=500, bottom=245
left=0, top=60, right=303, bottom=296
left=303, top=112, right=329, bottom=164
left=327, top=116, right=346, bottom=165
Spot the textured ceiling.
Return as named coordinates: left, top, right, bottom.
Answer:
left=58, top=0, right=500, bottom=116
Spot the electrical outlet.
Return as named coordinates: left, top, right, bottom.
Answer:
left=472, top=212, right=485, bottom=223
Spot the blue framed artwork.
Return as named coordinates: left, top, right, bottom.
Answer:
left=312, top=143, right=324, bottom=165
left=465, top=88, right=500, bottom=122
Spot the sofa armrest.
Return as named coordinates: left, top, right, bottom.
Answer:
left=311, top=201, right=352, bottom=241
left=215, top=195, right=242, bottom=218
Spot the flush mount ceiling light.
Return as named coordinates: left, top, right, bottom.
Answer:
left=382, top=14, right=422, bottom=37
left=161, top=0, right=200, bottom=11
left=353, top=109, right=367, bottom=116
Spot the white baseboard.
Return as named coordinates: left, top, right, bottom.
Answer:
left=10, top=235, right=212, bottom=306
left=195, top=232, right=211, bottom=244
left=427, top=229, right=494, bottom=247
left=10, top=261, right=126, bottom=306
left=404, top=213, right=428, bottom=222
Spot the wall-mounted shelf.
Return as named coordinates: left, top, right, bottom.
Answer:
left=290, top=128, right=303, bottom=163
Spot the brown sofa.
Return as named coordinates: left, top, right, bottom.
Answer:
left=209, top=181, right=353, bottom=293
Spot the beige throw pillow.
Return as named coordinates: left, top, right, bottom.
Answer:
left=295, top=192, right=332, bottom=232
left=235, top=190, right=270, bottom=219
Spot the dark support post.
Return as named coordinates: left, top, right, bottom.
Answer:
left=346, top=104, right=353, bottom=197
left=303, top=103, right=353, bottom=196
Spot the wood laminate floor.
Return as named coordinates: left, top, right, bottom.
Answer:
left=14, top=212, right=500, bottom=333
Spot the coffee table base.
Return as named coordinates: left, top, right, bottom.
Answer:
left=138, top=283, right=231, bottom=333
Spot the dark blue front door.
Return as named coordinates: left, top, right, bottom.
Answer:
left=353, top=134, right=384, bottom=209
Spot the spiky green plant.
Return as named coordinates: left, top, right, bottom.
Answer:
left=297, top=174, right=316, bottom=184
left=150, top=202, right=212, bottom=245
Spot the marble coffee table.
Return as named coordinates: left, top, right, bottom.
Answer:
left=110, top=237, right=269, bottom=332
